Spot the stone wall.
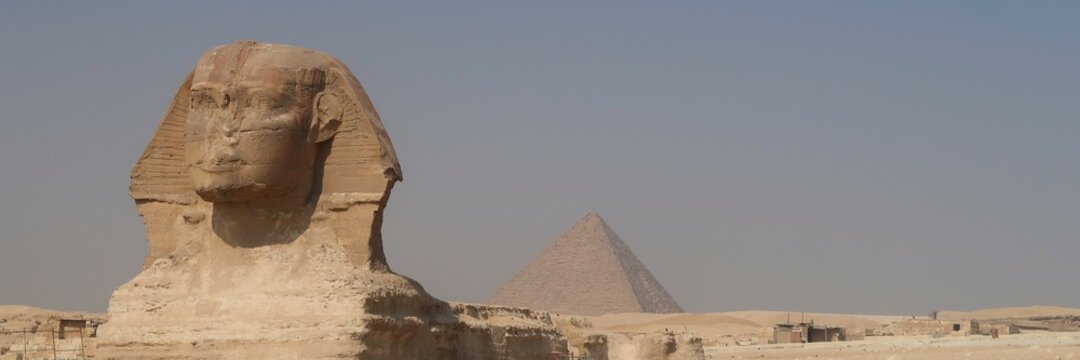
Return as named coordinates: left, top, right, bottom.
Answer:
left=883, top=319, right=978, bottom=336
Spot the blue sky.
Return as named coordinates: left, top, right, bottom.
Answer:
left=1, top=1, right=1078, bottom=314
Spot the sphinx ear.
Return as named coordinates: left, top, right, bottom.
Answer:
left=309, top=91, right=344, bottom=144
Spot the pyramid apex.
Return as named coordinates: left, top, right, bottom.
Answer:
left=573, top=212, right=609, bottom=231
left=581, top=211, right=604, bottom=221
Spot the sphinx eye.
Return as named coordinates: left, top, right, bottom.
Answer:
left=191, top=93, right=217, bottom=108
left=250, top=94, right=269, bottom=107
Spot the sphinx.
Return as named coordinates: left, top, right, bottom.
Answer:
left=127, top=41, right=398, bottom=270
left=98, top=41, right=564, bottom=359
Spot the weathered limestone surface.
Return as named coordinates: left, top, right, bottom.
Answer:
left=557, top=316, right=704, bottom=360
left=98, top=41, right=565, bottom=359
left=490, top=213, right=683, bottom=316
left=630, top=332, right=705, bottom=360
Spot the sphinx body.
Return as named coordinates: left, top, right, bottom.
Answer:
left=97, top=41, right=564, bottom=359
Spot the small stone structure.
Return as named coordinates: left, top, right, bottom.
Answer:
left=632, top=331, right=705, bottom=360
left=2, top=318, right=102, bottom=360
left=883, top=318, right=979, bottom=337
left=97, top=40, right=565, bottom=359
left=772, top=323, right=846, bottom=344
left=979, top=323, right=1020, bottom=336
left=556, top=315, right=705, bottom=360
left=568, top=331, right=704, bottom=360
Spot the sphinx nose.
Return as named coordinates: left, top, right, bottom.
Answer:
left=203, top=122, right=241, bottom=165
left=213, top=114, right=240, bottom=146
left=222, top=127, right=239, bottom=146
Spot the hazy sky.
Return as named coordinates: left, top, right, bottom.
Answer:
left=1, top=1, right=1078, bottom=315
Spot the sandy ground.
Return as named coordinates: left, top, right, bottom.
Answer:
left=584, top=310, right=907, bottom=346
left=573, top=307, right=1080, bottom=359
left=939, top=306, right=1080, bottom=321
left=0, top=306, right=104, bottom=357
left=708, top=332, right=1080, bottom=359
left=0, top=305, right=100, bottom=331
left=4, top=305, right=1080, bottom=359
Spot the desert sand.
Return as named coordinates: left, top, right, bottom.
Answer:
left=709, top=332, right=1080, bottom=360
left=939, top=306, right=1080, bottom=321
left=4, top=305, right=1080, bottom=359
left=546, top=307, right=1080, bottom=359
left=588, top=310, right=904, bottom=338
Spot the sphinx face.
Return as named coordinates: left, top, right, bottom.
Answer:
left=186, top=64, right=320, bottom=203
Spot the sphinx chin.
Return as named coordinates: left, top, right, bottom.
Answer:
left=193, top=181, right=295, bottom=203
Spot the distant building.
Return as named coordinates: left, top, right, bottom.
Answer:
left=56, top=318, right=100, bottom=339
left=6, top=317, right=103, bottom=359
left=883, top=319, right=979, bottom=337
left=772, top=322, right=846, bottom=344
left=979, top=323, right=1020, bottom=336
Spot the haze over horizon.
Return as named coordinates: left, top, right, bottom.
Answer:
left=1, top=1, right=1078, bottom=316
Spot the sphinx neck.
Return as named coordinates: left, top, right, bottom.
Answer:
left=210, top=198, right=316, bottom=248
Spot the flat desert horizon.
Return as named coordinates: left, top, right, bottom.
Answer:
left=4, top=304, right=1080, bottom=359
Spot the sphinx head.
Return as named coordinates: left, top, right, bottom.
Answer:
left=129, top=40, right=401, bottom=267
left=185, top=41, right=344, bottom=203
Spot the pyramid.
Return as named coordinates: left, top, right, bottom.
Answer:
left=490, top=212, right=684, bottom=316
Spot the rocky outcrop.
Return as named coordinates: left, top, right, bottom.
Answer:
left=631, top=331, right=705, bottom=360
left=558, top=316, right=703, bottom=360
